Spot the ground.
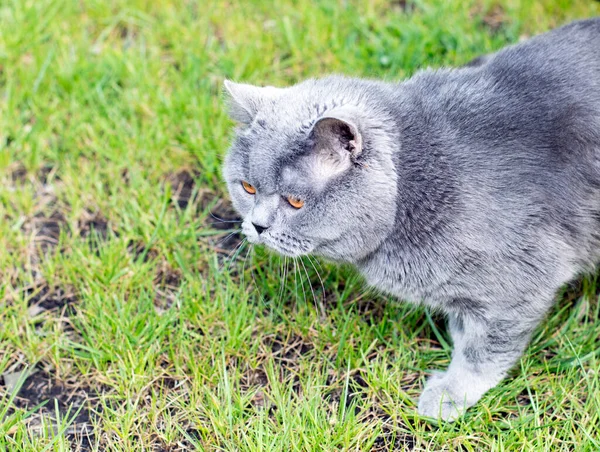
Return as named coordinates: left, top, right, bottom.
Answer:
left=1, top=0, right=600, bottom=450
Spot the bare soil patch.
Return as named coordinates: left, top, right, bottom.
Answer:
left=78, top=210, right=114, bottom=241
left=154, top=262, right=183, bottom=312
left=2, top=368, right=100, bottom=451
left=205, top=198, right=243, bottom=255
left=26, top=283, right=78, bottom=316
left=392, top=0, right=415, bottom=13
left=126, top=239, right=160, bottom=263
left=471, top=3, right=508, bottom=34
left=26, top=210, right=68, bottom=253
left=165, top=168, right=243, bottom=253
left=166, top=169, right=203, bottom=210
left=262, top=333, right=314, bottom=371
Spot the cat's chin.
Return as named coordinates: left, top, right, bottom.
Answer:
left=242, top=231, right=310, bottom=257
left=261, top=242, right=310, bottom=258
left=266, top=247, right=306, bottom=258
left=257, top=235, right=313, bottom=258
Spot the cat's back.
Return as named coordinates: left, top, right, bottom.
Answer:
left=449, top=19, right=600, bottom=227
left=483, top=18, right=600, bottom=106
left=489, top=17, right=600, bottom=73
left=359, top=19, right=600, bottom=307
left=460, top=18, right=600, bottom=181
left=382, top=18, right=600, bottom=298
left=402, top=18, right=600, bottom=177
left=457, top=18, right=599, bottom=133
left=398, top=19, right=600, bottom=154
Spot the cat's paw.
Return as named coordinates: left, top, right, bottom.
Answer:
left=417, top=375, right=468, bottom=422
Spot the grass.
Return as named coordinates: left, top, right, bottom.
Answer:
left=1, top=0, right=600, bottom=450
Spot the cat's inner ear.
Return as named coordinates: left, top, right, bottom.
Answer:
left=223, top=80, right=281, bottom=124
left=308, top=116, right=363, bottom=179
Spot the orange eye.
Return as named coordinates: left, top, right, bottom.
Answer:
left=286, top=196, right=305, bottom=209
left=241, top=181, right=256, bottom=194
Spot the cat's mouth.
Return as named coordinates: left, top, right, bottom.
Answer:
left=242, top=223, right=312, bottom=257
left=260, top=233, right=313, bottom=257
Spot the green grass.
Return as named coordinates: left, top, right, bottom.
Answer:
left=1, top=0, right=600, bottom=450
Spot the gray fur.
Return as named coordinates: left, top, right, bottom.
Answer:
left=222, top=18, right=600, bottom=421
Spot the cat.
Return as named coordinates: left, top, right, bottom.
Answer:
left=222, top=18, right=600, bottom=421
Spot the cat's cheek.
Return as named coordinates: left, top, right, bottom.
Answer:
left=228, top=190, right=253, bottom=218
left=241, top=222, right=260, bottom=243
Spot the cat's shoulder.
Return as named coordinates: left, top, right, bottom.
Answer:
left=489, top=18, right=600, bottom=68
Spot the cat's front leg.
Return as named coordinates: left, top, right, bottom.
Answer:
left=417, top=309, right=542, bottom=421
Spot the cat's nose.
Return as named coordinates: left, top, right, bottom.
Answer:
left=252, top=222, right=269, bottom=235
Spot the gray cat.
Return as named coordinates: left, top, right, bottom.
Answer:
left=222, top=18, right=600, bottom=421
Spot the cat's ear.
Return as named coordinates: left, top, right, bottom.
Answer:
left=309, top=115, right=363, bottom=178
left=223, top=80, right=281, bottom=124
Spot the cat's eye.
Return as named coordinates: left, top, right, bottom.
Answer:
left=241, top=181, right=256, bottom=194
left=286, top=196, right=305, bottom=209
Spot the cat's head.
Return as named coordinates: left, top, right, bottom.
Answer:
left=222, top=77, right=398, bottom=262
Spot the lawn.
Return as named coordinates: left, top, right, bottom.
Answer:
left=1, top=0, right=600, bottom=450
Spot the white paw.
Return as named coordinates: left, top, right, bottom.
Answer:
left=417, top=374, right=468, bottom=422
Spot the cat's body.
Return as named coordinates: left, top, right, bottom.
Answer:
left=361, top=19, right=600, bottom=307
left=223, top=18, right=600, bottom=420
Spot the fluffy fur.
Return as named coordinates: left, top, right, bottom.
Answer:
left=222, top=18, right=600, bottom=421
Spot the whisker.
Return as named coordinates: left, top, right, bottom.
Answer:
left=293, top=257, right=299, bottom=306
left=229, top=237, right=247, bottom=259
left=310, top=254, right=325, bottom=273
left=209, top=211, right=242, bottom=224
left=307, top=255, right=327, bottom=318
left=300, top=257, right=323, bottom=318
left=224, top=238, right=247, bottom=273
left=276, top=255, right=284, bottom=304
left=247, top=246, right=261, bottom=296
left=278, top=256, right=289, bottom=305
left=215, top=229, right=242, bottom=247
left=294, top=257, right=308, bottom=309
left=241, top=244, right=254, bottom=291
